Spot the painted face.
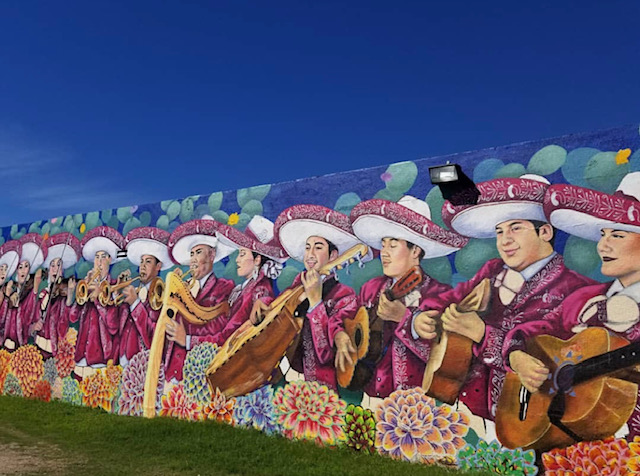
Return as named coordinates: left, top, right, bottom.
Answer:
left=190, top=244, right=215, bottom=280
left=93, top=251, right=112, bottom=279
left=236, top=247, right=258, bottom=279
left=495, top=219, right=553, bottom=272
left=304, top=236, right=334, bottom=272
left=380, top=238, right=420, bottom=280
left=138, top=254, right=161, bottom=284
left=48, top=257, right=63, bottom=282
left=16, top=260, right=30, bottom=284
left=598, top=229, right=640, bottom=287
left=0, top=264, right=7, bottom=286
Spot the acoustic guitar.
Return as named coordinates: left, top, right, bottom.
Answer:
left=422, top=278, right=490, bottom=404
left=495, top=327, right=640, bottom=451
left=339, top=265, right=423, bottom=389
left=206, top=244, right=370, bottom=398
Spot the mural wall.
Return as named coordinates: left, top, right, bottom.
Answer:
left=2, top=124, right=640, bottom=474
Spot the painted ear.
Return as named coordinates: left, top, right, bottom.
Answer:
left=540, top=223, right=554, bottom=243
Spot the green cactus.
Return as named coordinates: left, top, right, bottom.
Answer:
left=343, top=404, right=376, bottom=454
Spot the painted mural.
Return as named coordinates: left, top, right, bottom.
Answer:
left=2, top=124, right=640, bottom=474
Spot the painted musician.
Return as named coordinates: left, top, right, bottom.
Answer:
left=163, top=218, right=235, bottom=382
left=416, top=175, right=593, bottom=423
left=349, top=196, right=467, bottom=398
left=214, top=215, right=288, bottom=344
left=0, top=240, right=22, bottom=346
left=68, top=226, right=126, bottom=378
left=118, top=227, right=174, bottom=366
left=2, top=233, right=47, bottom=351
left=258, top=205, right=361, bottom=391
left=30, top=232, right=81, bottom=358
left=533, top=171, right=640, bottom=439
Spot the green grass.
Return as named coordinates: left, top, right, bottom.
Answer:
left=0, top=396, right=494, bottom=476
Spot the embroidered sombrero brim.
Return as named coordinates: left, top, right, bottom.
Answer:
left=169, top=220, right=234, bottom=265
left=43, top=233, right=81, bottom=270
left=275, top=204, right=371, bottom=262
left=216, top=223, right=288, bottom=263
left=0, top=240, right=21, bottom=277
left=442, top=178, right=549, bottom=239
left=350, top=199, right=468, bottom=258
left=544, top=184, right=640, bottom=242
left=81, top=227, right=126, bottom=262
left=125, top=227, right=174, bottom=270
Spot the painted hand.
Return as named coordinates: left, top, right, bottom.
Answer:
left=122, top=285, right=138, bottom=306
left=250, top=299, right=270, bottom=325
left=166, top=318, right=187, bottom=347
left=377, top=293, right=407, bottom=323
left=414, top=310, right=439, bottom=340
left=509, top=350, right=549, bottom=394
left=301, top=270, right=322, bottom=308
left=441, top=303, right=485, bottom=343
left=334, top=330, right=355, bottom=373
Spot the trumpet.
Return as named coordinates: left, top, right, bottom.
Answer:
left=98, top=276, right=165, bottom=311
left=75, top=268, right=102, bottom=305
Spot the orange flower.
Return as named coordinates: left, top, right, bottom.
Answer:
left=202, top=388, right=235, bottom=424
left=81, top=370, right=113, bottom=412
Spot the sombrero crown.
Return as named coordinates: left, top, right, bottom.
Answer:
left=18, top=233, right=48, bottom=270
left=168, top=218, right=235, bottom=265
left=0, top=240, right=22, bottom=277
left=545, top=172, right=640, bottom=241
left=274, top=204, right=371, bottom=262
left=43, top=232, right=81, bottom=270
left=216, top=216, right=288, bottom=263
left=81, top=226, right=125, bottom=262
left=351, top=196, right=468, bottom=258
left=125, top=227, right=174, bottom=270
left=442, top=174, right=550, bottom=239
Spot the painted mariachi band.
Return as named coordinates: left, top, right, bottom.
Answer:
left=3, top=172, right=640, bottom=448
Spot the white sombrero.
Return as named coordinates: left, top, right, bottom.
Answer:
left=168, top=217, right=235, bottom=265
left=125, top=227, right=174, bottom=270
left=216, top=215, right=289, bottom=264
left=43, top=232, right=81, bottom=270
left=274, top=204, right=372, bottom=262
left=442, top=174, right=550, bottom=239
left=0, top=240, right=22, bottom=277
left=18, top=233, right=47, bottom=270
left=351, top=196, right=468, bottom=258
left=81, top=226, right=125, bottom=262
left=545, top=172, right=640, bottom=242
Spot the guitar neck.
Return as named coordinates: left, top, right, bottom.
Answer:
left=572, top=340, right=640, bottom=386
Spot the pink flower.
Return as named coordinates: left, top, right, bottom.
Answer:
left=381, top=172, right=392, bottom=183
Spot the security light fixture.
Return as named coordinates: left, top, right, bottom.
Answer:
left=429, top=163, right=480, bottom=206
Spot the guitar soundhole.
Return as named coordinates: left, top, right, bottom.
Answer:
left=354, top=328, right=362, bottom=348
left=167, top=309, right=174, bottom=318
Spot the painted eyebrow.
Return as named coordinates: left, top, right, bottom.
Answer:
left=308, top=240, right=326, bottom=247
left=495, top=221, right=525, bottom=231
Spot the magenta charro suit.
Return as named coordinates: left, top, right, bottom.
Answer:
left=287, top=273, right=358, bottom=391
left=420, top=254, right=593, bottom=420
left=69, top=280, right=125, bottom=366
left=35, top=290, right=72, bottom=356
left=2, top=288, right=38, bottom=348
left=358, top=271, right=452, bottom=398
left=213, top=273, right=275, bottom=346
left=163, top=273, right=234, bottom=382
left=118, top=289, right=161, bottom=363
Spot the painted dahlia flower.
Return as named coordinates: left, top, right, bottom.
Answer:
left=182, top=342, right=218, bottom=405
left=55, top=334, right=76, bottom=378
left=160, top=383, right=202, bottom=421
left=233, top=385, right=280, bottom=435
left=343, top=404, right=376, bottom=454
left=118, top=350, right=165, bottom=417
left=9, top=345, right=44, bottom=397
left=0, top=349, right=11, bottom=391
left=543, top=437, right=630, bottom=476
left=201, top=387, right=235, bottom=424
left=81, top=370, right=113, bottom=412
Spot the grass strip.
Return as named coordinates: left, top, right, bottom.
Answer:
left=0, top=396, right=493, bottom=476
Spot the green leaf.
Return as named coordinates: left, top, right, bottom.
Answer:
left=139, top=211, right=151, bottom=227
left=166, top=201, right=181, bottom=221
left=208, top=192, right=223, bottom=212
left=156, top=215, right=170, bottom=230
left=160, top=199, right=173, bottom=211
left=117, top=206, right=133, bottom=223
left=100, top=209, right=113, bottom=223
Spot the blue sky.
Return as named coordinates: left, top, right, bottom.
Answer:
left=1, top=1, right=639, bottom=227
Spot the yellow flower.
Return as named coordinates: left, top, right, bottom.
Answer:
left=227, top=213, right=239, bottom=226
left=79, top=223, right=86, bottom=233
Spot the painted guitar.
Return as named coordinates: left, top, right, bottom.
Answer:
left=207, top=244, right=369, bottom=398
left=495, top=327, right=640, bottom=451
left=339, top=265, right=423, bottom=389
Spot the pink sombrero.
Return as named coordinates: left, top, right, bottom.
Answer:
left=545, top=172, right=640, bottom=242
left=442, top=175, right=550, bottom=239
left=216, top=216, right=288, bottom=264
left=274, top=204, right=372, bottom=262
left=351, top=196, right=468, bottom=258
left=18, top=233, right=48, bottom=270
left=43, top=232, right=81, bottom=270
left=168, top=218, right=235, bottom=265
left=0, top=240, right=22, bottom=277
left=125, top=227, right=174, bottom=270
left=81, top=226, right=126, bottom=262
